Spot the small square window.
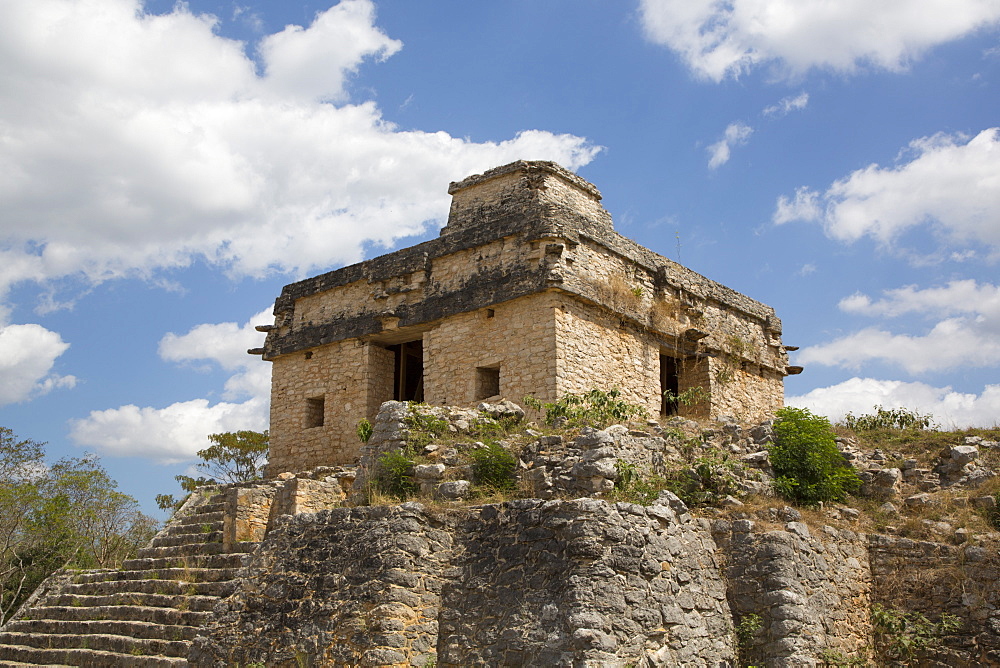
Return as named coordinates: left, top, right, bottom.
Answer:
left=305, top=396, right=325, bottom=428
left=476, top=366, right=500, bottom=400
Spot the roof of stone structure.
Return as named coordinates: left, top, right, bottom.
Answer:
left=263, top=161, right=780, bottom=360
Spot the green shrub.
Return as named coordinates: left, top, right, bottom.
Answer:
left=735, top=613, right=763, bottom=667
left=770, top=407, right=862, bottom=505
left=841, top=406, right=935, bottom=431
left=356, top=418, right=374, bottom=443
left=470, top=442, right=517, bottom=490
left=375, top=449, right=417, bottom=500
left=663, top=454, right=737, bottom=507
left=872, top=604, right=961, bottom=663
left=523, top=389, right=645, bottom=428
left=611, top=460, right=671, bottom=505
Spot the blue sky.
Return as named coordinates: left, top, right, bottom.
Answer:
left=2, top=0, right=999, bottom=516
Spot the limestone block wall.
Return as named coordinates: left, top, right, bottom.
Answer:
left=553, top=293, right=662, bottom=417
left=437, top=499, right=734, bottom=667
left=717, top=520, right=873, bottom=667
left=708, top=359, right=785, bottom=424
left=191, top=504, right=453, bottom=667
left=423, top=293, right=559, bottom=407
left=269, top=339, right=388, bottom=474
left=190, top=498, right=737, bottom=668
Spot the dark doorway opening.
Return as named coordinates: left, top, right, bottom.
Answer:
left=388, top=339, right=424, bottom=402
left=660, top=354, right=680, bottom=416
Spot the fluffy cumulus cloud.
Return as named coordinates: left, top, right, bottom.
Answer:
left=788, top=377, right=1000, bottom=428
left=707, top=122, right=753, bottom=169
left=69, top=308, right=272, bottom=463
left=639, top=0, right=1000, bottom=81
left=774, top=129, right=1000, bottom=253
left=0, top=323, right=77, bottom=405
left=0, top=0, right=600, bottom=300
left=795, top=280, right=1000, bottom=374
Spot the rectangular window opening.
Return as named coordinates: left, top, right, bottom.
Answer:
left=476, top=366, right=501, bottom=401
left=306, top=396, right=325, bottom=428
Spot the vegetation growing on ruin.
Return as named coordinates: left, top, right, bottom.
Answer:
left=871, top=604, right=961, bottom=664
left=356, top=418, right=373, bottom=443
left=524, top=388, right=646, bottom=429
left=470, top=442, right=517, bottom=491
left=770, top=407, right=862, bottom=506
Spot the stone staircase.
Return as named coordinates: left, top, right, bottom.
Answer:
left=0, top=491, right=253, bottom=667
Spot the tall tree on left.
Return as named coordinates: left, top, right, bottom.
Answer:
left=0, top=427, right=157, bottom=624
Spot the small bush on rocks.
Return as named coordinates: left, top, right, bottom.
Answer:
left=872, top=604, right=961, bottom=663
left=770, top=407, right=862, bottom=506
left=523, top=388, right=645, bottom=429
left=356, top=418, right=373, bottom=443
left=375, top=449, right=417, bottom=500
left=470, top=442, right=517, bottom=491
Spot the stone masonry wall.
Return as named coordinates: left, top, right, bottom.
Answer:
left=190, top=494, right=906, bottom=667
left=268, top=338, right=372, bottom=473
left=192, top=498, right=738, bottom=668
left=716, top=518, right=872, bottom=667
left=553, top=293, right=663, bottom=418
left=437, top=498, right=734, bottom=667
left=191, top=504, right=453, bottom=667
left=423, top=292, right=559, bottom=408
left=709, top=358, right=785, bottom=425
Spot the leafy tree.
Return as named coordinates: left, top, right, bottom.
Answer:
left=0, top=429, right=156, bottom=623
left=769, top=407, right=862, bottom=506
left=157, top=430, right=268, bottom=512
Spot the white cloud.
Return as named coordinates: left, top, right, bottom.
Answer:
left=774, top=129, right=1000, bottom=252
left=0, top=323, right=76, bottom=406
left=707, top=121, right=753, bottom=169
left=639, top=0, right=1000, bottom=81
left=0, top=0, right=600, bottom=301
left=787, top=377, right=1000, bottom=429
left=69, top=307, right=272, bottom=463
left=69, top=398, right=268, bottom=464
left=838, top=280, right=1000, bottom=319
left=797, top=280, right=1000, bottom=374
left=763, top=92, right=809, bottom=117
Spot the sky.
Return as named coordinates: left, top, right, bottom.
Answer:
left=1, top=0, right=999, bottom=516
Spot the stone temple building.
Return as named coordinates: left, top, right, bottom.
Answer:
left=252, top=161, right=796, bottom=475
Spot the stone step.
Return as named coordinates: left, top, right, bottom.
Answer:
left=0, top=642, right=186, bottom=667
left=121, top=552, right=246, bottom=572
left=148, top=530, right=223, bottom=548
left=2, top=618, right=198, bottom=643
left=0, top=631, right=190, bottom=658
left=21, top=604, right=212, bottom=627
left=194, top=500, right=226, bottom=515
left=44, top=591, right=222, bottom=612
left=173, top=510, right=224, bottom=527
left=71, top=566, right=238, bottom=585
left=57, top=577, right=236, bottom=599
left=159, top=521, right=223, bottom=538
left=136, top=542, right=230, bottom=559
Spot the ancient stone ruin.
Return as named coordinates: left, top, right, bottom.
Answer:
left=4, top=162, right=997, bottom=667
left=254, top=160, right=795, bottom=475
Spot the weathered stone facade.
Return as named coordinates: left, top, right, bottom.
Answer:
left=256, top=160, right=792, bottom=475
